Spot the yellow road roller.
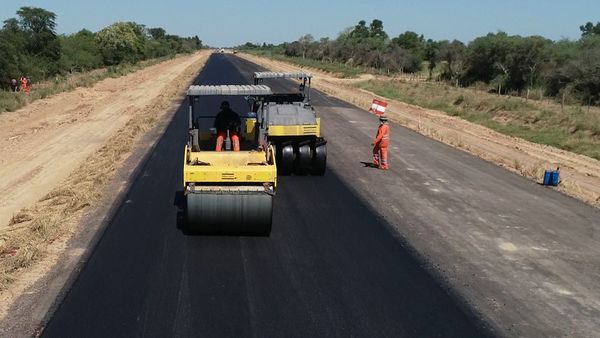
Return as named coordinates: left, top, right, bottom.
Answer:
left=183, top=84, right=276, bottom=236
left=253, top=72, right=327, bottom=176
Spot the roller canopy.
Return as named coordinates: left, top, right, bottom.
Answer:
left=253, top=72, right=312, bottom=79
left=187, top=85, right=273, bottom=96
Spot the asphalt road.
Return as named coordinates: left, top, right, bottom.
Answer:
left=41, top=54, right=490, bottom=337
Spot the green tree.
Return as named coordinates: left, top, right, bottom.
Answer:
left=463, top=33, right=550, bottom=92
left=193, top=35, right=202, bottom=49
left=16, top=7, right=60, bottom=61
left=0, top=30, right=21, bottom=82
left=284, top=41, right=302, bottom=57
left=391, top=31, right=425, bottom=58
left=383, top=46, right=421, bottom=73
left=552, top=36, right=600, bottom=104
left=148, top=27, right=166, bottom=40
left=463, top=32, right=512, bottom=88
left=350, top=20, right=369, bottom=39
left=298, top=34, right=314, bottom=59
left=580, top=22, right=600, bottom=37
left=369, top=19, right=388, bottom=40
left=437, top=40, right=466, bottom=83
left=424, top=39, right=440, bottom=79
left=60, top=29, right=102, bottom=72
left=1, top=18, right=28, bottom=84
left=541, top=39, right=578, bottom=97
left=95, top=22, right=145, bottom=65
left=3, top=18, right=21, bottom=33
left=508, top=36, right=550, bottom=90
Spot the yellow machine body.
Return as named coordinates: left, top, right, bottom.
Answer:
left=245, top=118, right=257, bottom=139
left=267, top=118, right=320, bottom=137
left=183, top=145, right=276, bottom=188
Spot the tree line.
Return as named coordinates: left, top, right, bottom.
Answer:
left=0, top=7, right=202, bottom=89
left=240, top=19, right=600, bottom=105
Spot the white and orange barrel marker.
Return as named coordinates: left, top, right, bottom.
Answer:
left=369, top=99, right=388, bottom=115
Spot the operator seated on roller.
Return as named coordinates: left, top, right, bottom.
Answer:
left=214, top=100, right=241, bottom=151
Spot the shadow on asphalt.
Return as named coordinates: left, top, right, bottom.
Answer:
left=360, top=160, right=380, bottom=168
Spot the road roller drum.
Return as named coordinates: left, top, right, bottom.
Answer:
left=186, top=187, right=273, bottom=235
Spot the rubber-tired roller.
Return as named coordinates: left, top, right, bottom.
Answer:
left=253, top=72, right=327, bottom=176
left=184, top=85, right=276, bottom=236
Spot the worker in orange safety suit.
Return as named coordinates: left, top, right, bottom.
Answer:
left=20, top=76, right=29, bottom=94
left=372, top=115, right=390, bottom=170
left=214, top=100, right=241, bottom=151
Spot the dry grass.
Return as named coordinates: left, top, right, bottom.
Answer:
left=0, top=54, right=208, bottom=291
left=355, top=79, right=600, bottom=160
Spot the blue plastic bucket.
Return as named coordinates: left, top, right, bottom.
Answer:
left=543, top=170, right=559, bottom=186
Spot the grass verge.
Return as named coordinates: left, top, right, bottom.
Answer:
left=0, top=55, right=178, bottom=113
left=355, top=79, right=600, bottom=160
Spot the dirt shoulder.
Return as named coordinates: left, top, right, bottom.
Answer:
left=0, top=53, right=206, bottom=229
left=239, top=53, right=600, bottom=208
left=0, top=51, right=210, bottom=323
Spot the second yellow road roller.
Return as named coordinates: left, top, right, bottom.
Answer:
left=253, top=72, right=327, bottom=176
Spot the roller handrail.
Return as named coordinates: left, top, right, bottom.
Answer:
left=187, top=85, right=272, bottom=96
left=253, top=72, right=312, bottom=79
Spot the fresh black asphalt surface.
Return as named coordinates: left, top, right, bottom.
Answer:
left=42, top=54, right=490, bottom=337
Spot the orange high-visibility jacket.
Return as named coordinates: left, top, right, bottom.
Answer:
left=373, top=124, right=390, bottom=147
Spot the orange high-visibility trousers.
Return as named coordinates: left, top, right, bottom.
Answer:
left=216, top=131, right=240, bottom=151
left=372, top=144, right=389, bottom=169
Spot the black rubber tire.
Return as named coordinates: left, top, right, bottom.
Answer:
left=186, top=193, right=272, bottom=236
left=280, top=145, right=294, bottom=175
left=294, top=144, right=311, bottom=175
left=311, top=144, right=327, bottom=176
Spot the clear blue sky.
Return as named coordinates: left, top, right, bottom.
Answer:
left=2, top=0, right=598, bottom=46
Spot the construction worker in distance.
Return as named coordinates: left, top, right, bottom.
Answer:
left=214, top=100, right=241, bottom=151
left=372, top=115, right=390, bottom=170
left=26, top=76, right=32, bottom=93
left=20, top=76, right=28, bottom=93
